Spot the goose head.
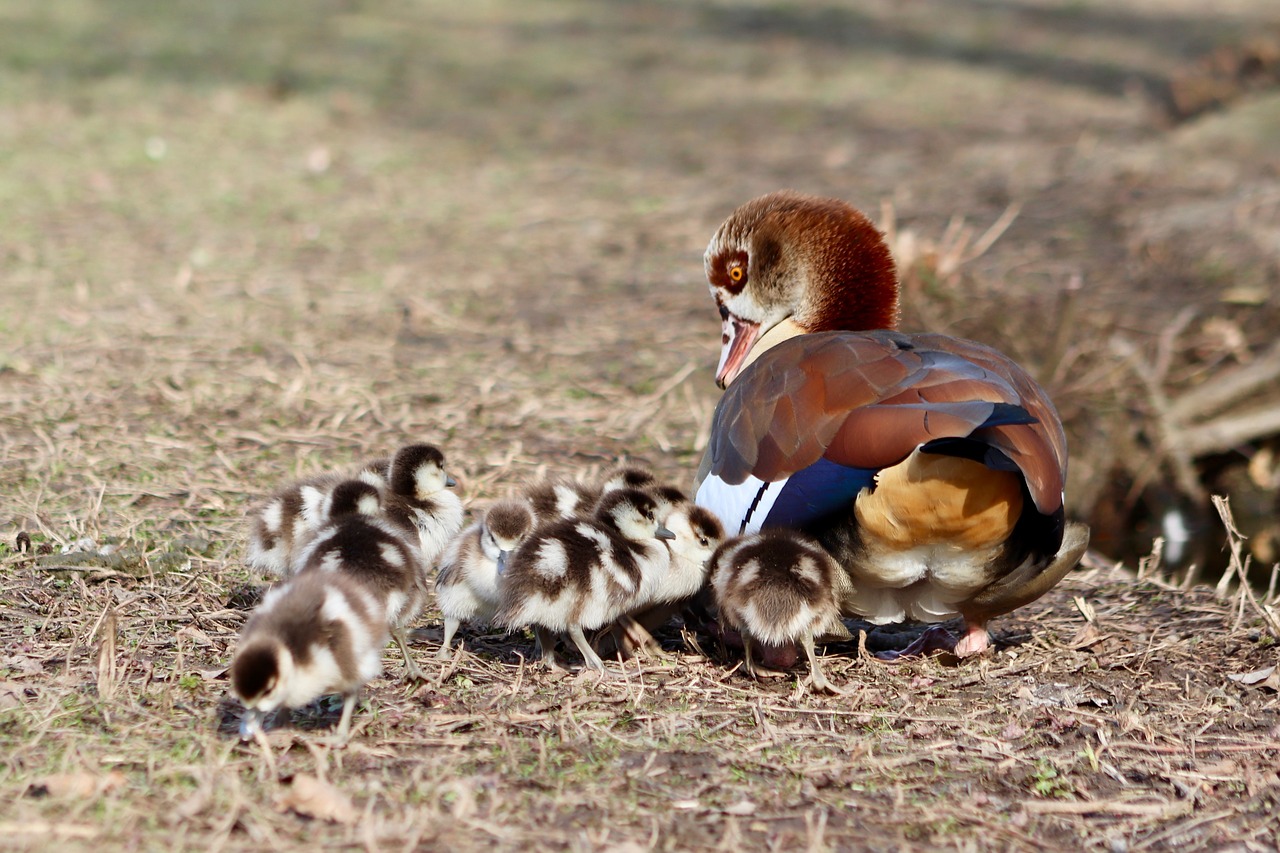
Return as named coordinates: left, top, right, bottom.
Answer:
left=231, top=639, right=294, bottom=739
left=704, top=190, right=899, bottom=387
left=389, top=443, right=457, bottom=500
left=596, top=488, right=676, bottom=542
left=481, top=499, right=535, bottom=574
left=665, top=505, right=726, bottom=574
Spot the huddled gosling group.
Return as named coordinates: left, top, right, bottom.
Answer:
left=230, top=444, right=848, bottom=742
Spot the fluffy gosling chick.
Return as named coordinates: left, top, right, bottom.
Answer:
left=382, top=443, right=464, bottom=565
left=245, top=456, right=393, bottom=578
left=296, top=479, right=431, bottom=681
left=524, top=477, right=600, bottom=524
left=522, top=466, right=660, bottom=525
left=611, top=504, right=725, bottom=655
left=435, top=499, right=535, bottom=659
left=496, top=488, right=674, bottom=671
left=231, top=570, right=388, bottom=743
left=709, top=529, right=844, bottom=693
left=655, top=505, right=725, bottom=603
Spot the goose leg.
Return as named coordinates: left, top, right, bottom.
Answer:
left=437, top=617, right=461, bottom=661
left=534, top=626, right=568, bottom=670
left=801, top=633, right=835, bottom=694
left=332, top=692, right=358, bottom=746
left=614, top=615, right=660, bottom=659
left=742, top=635, right=758, bottom=680
left=392, top=627, right=427, bottom=681
left=953, top=622, right=992, bottom=658
left=567, top=625, right=607, bottom=672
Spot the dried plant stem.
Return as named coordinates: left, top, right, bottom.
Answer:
left=1211, top=495, right=1280, bottom=638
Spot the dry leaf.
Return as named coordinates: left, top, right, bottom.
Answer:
left=1228, top=666, right=1280, bottom=691
left=1073, top=596, right=1097, bottom=623
left=0, top=681, right=26, bottom=711
left=1067, top=622, right=1105, bottom=650
left=177, top=625, right=213, bottom=647
left=28, top=770, right=126, bottom=799
left=723, top=800, right=757, bottom=816
left=274, top=774, right=358, bottom=824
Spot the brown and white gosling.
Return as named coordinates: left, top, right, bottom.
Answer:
left=709, top=529, right=845, bottom=693
left=523, top=477, right=599, bottom=524
left=598, top=463, right=658, bottom=495
left=295, top=479, right=431, bottom=681
left=381, top=443, right=464, bottom=565
left=434, top=499, right=535, bottom=659
left=231, top=569, right=388, bottom=743
left=495, top=488, right=674, bottom=671
left=245, top=456, right=391, bottom=578
left=521, top=464, right=659, bottom=525
left=610, top=504, right=726, bottom=656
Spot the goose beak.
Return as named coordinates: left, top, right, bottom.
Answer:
left=655, top=526, right=676, bottom=541
left=239, top=708, right=265, bottom=741
left=716, top=314, right=761, bottom=388
left=496, top=550, right=510, bottom=575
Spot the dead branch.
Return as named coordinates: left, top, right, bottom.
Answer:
left=1212, top=495, right=1280, bottom=638
left=1181, top=407, right=1280, bottom=457
left=1110, top=335, right=1205, bottom=502
left=1167, top=339, right=1280, bottom=424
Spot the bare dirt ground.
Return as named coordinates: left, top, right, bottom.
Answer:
left=2, top=0, right=1280, bottom=849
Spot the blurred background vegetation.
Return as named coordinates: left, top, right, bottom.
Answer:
left=2, top=0, right=1279, bottom=580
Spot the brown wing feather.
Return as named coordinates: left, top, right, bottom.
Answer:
left=705, top=330, right=1066, bottom=515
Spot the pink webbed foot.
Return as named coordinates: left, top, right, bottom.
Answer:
left=952, top=623, right=991, bottom=658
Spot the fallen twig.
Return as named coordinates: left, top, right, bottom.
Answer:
left=1211, top=496, right=1280, bottom=638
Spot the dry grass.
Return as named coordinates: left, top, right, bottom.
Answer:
left=3, top=0, right=1280, bottom=849
left=3, top=544, right=1279, bottom=850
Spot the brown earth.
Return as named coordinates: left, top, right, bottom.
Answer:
left=1, top=0, right=1279, bottom=849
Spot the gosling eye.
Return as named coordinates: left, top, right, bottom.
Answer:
left=698, top=537, right=709, bottom=547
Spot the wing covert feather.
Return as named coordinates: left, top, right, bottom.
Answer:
left=706, top=330, right=1067, bottom=515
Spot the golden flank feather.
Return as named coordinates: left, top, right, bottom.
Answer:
left=854, top=452, right=1023, bottom=551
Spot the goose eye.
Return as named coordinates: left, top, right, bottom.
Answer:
left=729, top=265, right=744, bottom=283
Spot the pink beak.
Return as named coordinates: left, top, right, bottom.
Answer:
left=715, top=314, right=762, bottom=388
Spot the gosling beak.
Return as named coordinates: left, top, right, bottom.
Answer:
left=655, top=526, right=676, bottom=541
left=446, top=475, right=457, bottom=488
left=496, top=550, right=510, bottom=575
left=239, top=707, right=266, bottom=741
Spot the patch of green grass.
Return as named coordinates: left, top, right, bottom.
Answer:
left=1030, top=757, right=1075, bottom=799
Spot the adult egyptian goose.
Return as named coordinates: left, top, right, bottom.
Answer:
left=435, top=498, right=536, bottom=659
left=295, top=480, right=431, bottom=680
left=709, top=529, right=845, bottom=692
left=231, top=569, right=388, bottom=743
left=495, top=488, right=675, bottom=671
left=694, top=191, right=1090, bottom=657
